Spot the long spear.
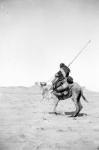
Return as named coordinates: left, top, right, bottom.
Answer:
left=68, top=40, right=91, bottom=67
left=46, top=40, right=91, bottom=83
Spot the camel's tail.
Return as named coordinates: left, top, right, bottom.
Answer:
left=81, top=89, right=88, bottom=103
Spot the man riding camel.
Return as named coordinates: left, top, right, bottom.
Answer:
left=52, top=63, right=73, bottom=97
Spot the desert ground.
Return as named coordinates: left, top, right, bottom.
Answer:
left=0, top=85, right=99, bottom=150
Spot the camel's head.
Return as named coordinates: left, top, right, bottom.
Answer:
left=40, top=82, right=47, bottom=87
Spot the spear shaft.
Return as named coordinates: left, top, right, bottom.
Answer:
left=46, top=40, right=91, bottom=83
left=68, top=40, right=91, bottom=67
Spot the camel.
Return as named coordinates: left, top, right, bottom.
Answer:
left=41, top=81, right=88, bottom=117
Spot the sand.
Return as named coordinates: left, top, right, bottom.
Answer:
left=0, top=85, right=99, bottom=150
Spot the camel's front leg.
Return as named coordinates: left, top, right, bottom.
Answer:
left=53, top=97, right=60, bottom=113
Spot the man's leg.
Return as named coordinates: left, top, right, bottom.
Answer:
left=56, top=81, right=68, bottom=92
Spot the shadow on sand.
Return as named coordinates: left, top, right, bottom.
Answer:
left=48, top=111, right=87, bottom=117
left=65, top=111, right=88, bottom=117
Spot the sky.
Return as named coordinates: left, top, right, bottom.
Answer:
left=0, top=0, right=99, bottom=91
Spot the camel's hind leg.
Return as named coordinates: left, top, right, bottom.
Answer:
left=72, top=91, right=83, bottom=117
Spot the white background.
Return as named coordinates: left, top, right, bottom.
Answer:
left=0, top=0, right=99, bottom=91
